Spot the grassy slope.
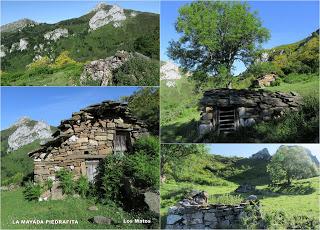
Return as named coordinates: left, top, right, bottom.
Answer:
left=1, top=189, right=146, bottom=229
left=160, top=74, right=319, bottom=143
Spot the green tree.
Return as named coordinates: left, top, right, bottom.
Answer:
left=168, top=1, right=270, bottom=84
left=123, top=88, right=159, bottom=135
left=267, top=146, right=318, bottom=185
left=160, top=144, right=208, bottom=180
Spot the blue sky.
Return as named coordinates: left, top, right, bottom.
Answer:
left=0, top=87, right=140, bottom=129
left=160, top=1, right=319, bottom=75
left=209, top=144, right=320, bottom=161
left=1, top=1, right=159, bottom=25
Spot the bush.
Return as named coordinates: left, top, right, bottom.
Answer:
left=26, top=56, right=51, bottom=70
left=95, top=155, right=124, bottom=203
left=53, top=51, right=76, bottom=68
left=44, top=178, right=53, bottom=191
left=247, top=62, right=284, bottom=77
left=113, top=57, right=159, bottom=86
left=264, top=211, right=320, bottom=229
left=124, top=150, right=159, bottom=190
left=76, top=176, right=90, bottom=198
left=56, top=169, right=74, bottom=195
left=132, top=136, right=159, bottom=156
left=23, top=181, right=42, bottom=201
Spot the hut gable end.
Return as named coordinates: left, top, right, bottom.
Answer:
left=29, top=100, right=148, bottom=183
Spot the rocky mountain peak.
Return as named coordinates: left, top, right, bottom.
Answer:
left=91, top=2, right=109, bottom=12
left=251, top=148, right=271, bottom=160
left=89, top=4, right=126, bottom=30
left=0, top=18, right=38, bottom=33
left=7, top=117, right=53, bottom=153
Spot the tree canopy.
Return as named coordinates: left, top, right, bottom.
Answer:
left=267, top=146, right=318, bottom=185
left=168, top=1, right=270, bottom=79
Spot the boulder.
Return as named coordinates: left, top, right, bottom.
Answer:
left=88, top=205, right=98, bottom=211
left=246, top=195, right=258, bottom=201
left=90, top=216, right=113, bottom=225
left=144, top=191, right=160, bottom=215
left=253, top=73, right=277, bottom=88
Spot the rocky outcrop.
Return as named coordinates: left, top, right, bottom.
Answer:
left=160, top=61, right=181, bottom=87
left=44, top=28, right=69, bottom=41
left=199, top=89, right=303, bottom=135
left=89, top=5, right=126, bottom=30
left=165, top=191, right=262, bottom=229
left=0, top=18, right=38, bottom=33
left=80, top=50, right=131, bottom=85
left=251, top=148, right=271, bottom=160
left=235, top=183, right=256, bottom=193
left=7, top=117, right=52, bottom=152
left=253, top=73, right=278, bottom=87
left=0, top=45, right=6, bottom=58
left=10, top=38, right=29, bottom=52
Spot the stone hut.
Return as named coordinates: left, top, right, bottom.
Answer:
left=198, top=89, right=302, bottom=135
left=28, top=101, right=148, bottom=184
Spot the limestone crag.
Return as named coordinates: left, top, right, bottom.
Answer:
left=199, top=89, right=303, bottom=135
left=8, top=117, right=53, bottom=152
left=0, top=45, right=7, bottom=58
left=160, top=61, right=181, bottom=87
left=89, top=5, right=126, bottom=30
left=44, top=28, right=69, bottom=41
left=251, top=148, right=271, bottom=160
left=80, top=50, right=131, bottom=85
left=10, top=38, right=29, bottom=52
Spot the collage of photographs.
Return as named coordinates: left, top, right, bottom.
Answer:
left=0, top=0, right=319, bottom=229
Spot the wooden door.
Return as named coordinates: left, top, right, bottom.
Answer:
left=217, top=107, right=237, bottom=134
left=86, top=160, right=99, bottom=182
left=114, top=133, right=128, bottom=152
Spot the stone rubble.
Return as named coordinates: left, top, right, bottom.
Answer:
left=253, top=73, right=278, bottom=87
left=89, top=5, right=126, bottom=31
left=80, top=50, right=132, bottom=86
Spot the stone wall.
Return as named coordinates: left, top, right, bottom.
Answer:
left=29, top=101, right=148, bottom=183
left=199, top=88, right=302, bottom=135
left=166, top=203, right=256, bottom=229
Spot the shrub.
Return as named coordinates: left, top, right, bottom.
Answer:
left=113, top=57, right=159, bottom=86
left=124, top=150, right=160, bottom=189
left=53, top=51, right=76, bottom=68
left=23, top=181, right=42, bottom=201
left=95, top=155, right=124, bottom=203
left=26, top=56, right=51, bottom=70
left=247, top=62, right=283, bottom=77
left=132, top=136, right=159, bottom=156
left=56, top=169, right=74, bottom=195
left=76, top=176, right=90, bottom=198
left=264, top=211, right=320, bottom=229
left=44, top=178, right=53, bottom=191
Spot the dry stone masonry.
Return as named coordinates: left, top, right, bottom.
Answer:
left=28, top=101, right=148, bottom=187
left=199, top=88, right=302, bottom=135
left=166, top=190, right=261, bottom=229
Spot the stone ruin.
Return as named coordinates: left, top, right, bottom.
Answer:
left=165, top=190, right=261, bottom=229
left=80, top=50, right=150, bottom=86
left=28, top=100, right=148, bottom=199
left=198, top=88, right=302, bottom=135
left=235, top=183, right=256, bottom=193
left=252, top=73, right=278, bottom=88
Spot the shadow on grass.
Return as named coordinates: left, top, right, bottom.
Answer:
left=260, top=181, right=316, bottom=196
left=161, top=119, right=199, bottom=143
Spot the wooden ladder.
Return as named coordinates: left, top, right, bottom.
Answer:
left=218, top=108, right=236, bottom=134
